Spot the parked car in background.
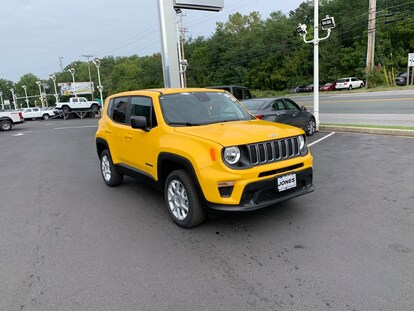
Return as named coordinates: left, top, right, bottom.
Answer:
left=241, top=97, right=316, bottom=136
left=303, top=84, right=314, bottom=92
left=395, top=72, right=413, bottom=86
left=288, top=85, right=308, bottom=93
left=207, top=85, right=253, bottom=100
left=335, top=77, right=365, bottom=90
left=320, top=81, right=337, bottom=91
left=0, top=110, right=24, bottom=131
left=22, top=107, right=59, bottom=120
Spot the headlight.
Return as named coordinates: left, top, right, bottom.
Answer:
left=298, top=135, right=305, bottom=150
left=298, top=135, right=308, bottom=155
left=223, top=146, right=241, bottom=165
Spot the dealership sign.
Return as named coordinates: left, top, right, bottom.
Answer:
left=58, top=82, right=94, bottom=95
left=174, top=0, right=223, bottom=11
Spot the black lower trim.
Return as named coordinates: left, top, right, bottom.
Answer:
left=205, top=168, right=313, bottom=211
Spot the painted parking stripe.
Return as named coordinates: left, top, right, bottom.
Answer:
left=308, top=132, right=335, bottom=147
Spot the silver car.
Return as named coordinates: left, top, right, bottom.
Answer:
left=335, top=77, right=365, bottom=90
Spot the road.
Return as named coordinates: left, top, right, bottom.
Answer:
left=1, top=118, right=413, bottom=311
left=292, top=89, right=414, bottom=126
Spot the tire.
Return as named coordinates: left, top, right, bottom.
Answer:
left=348, top=85, right=353, bottom=90
left=62, top=105, right=70, bottom=113
left=164, top=170, right=205, bottom=228
left=360, top=83, right=364, bottom=88
left=0, top=120, right=13, bottom=131
left=42, top=114, right=49, bottom=120
left=305, top=119, right=316, bottom=136
left=91, top=104, right=99, bottom=112
left=100, top=150, right=123, bottom=187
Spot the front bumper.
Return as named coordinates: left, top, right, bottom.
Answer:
left=205, top=167, right=313, bottom=211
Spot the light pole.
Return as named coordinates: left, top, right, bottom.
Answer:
left=42, top=83, right=49, bottom=107
left=22, top=85, right=29, bottom=108
left=93, top=58, right=104, bottom=108
left=49, top=75, right=59, bottom=104
left=10, top=88, right=17, bottom=110
left=82, top=54, right=94, bottom=97
left=296, top=0, right=335, bottom=131
left=36, top=81, right=44, bottom=108
left=68, top=68, right=77, bottom=97
left=0, top=91, right=4, bottom=110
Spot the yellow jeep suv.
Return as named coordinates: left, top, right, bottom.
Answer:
left=95, top=88, right=313, bottom=228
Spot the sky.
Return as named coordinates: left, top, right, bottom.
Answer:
left=0, top=0, right=304, bottom=82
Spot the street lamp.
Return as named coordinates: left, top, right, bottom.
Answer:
left=10, top=88, right=17, bottom=110
left=68, top=68, right=77, bottom=97
left=22, top=85, right=29, bottom=108
left=296, top=0, right=335, bottom=131
left=36, top=81, right=44, bottom=108
left=0, top=91, right=4, bottom=110
left=49, top=75, right=59, bottom=104
left=93, top=58, right=104, bottom=108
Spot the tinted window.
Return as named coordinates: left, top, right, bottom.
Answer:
left=284, top=99, right=300, bottom=111
left=109, top=97, right=128, bottom=124
left=130, top=96, right=157, bottom=128
left=273, top=99, right=285, bottom=110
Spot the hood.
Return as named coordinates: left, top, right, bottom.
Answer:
left=174, top=119, right=303, bottom=146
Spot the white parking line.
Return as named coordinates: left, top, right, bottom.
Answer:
left=54, top=125, right=98, bottom=130
left=308, top=132, right=335, bottom=147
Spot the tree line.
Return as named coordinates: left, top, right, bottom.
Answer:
left=1, top=0, right=413, bottom=107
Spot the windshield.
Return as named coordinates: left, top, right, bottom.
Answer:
left=241, top=99, right=267, bottom=110
left=160, top=92, right=253, bottom=126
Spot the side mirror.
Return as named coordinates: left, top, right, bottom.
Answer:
left=131, top=116, right=149, bottom=132
left=300, top=106, right=308, bottom=111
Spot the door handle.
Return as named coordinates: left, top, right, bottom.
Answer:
left=124, top=134, right=132, bottom=140
left=105, top=130, right=112, bottom=134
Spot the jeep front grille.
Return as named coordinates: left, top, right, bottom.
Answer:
left=247, top=137, right=300, bottom=166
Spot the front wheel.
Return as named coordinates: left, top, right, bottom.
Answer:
left=0, top=120, right=12, bottom=131
left=305, top=119, right=316, bottom=136
left=165, top=170, right=205, bottom=228
left=62, top=105, right=70, bottom=113
left=42, top=114, right=49, bottom=120
left=100, top=150, right=123, bottom=187
left=91, top=104, right=99, bottom=112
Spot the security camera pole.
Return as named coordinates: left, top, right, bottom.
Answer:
left=296, top=0, right=335, bottom=131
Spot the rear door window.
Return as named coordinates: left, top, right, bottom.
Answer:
left=109, top=97, right=128, bottom=124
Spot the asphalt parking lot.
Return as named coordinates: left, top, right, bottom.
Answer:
left=1, top=118, right=413, bottom=311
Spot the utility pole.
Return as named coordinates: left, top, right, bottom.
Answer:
left=59, top=56, right=64, bottom=71
left=366, top=0, right=376, bottom=88
left=82, top=54, right=94, bottom=98
left=178, top=13, right=188, bottom=87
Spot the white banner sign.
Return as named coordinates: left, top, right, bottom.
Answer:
left=58, top=82, right=94, bottom=95
left=409, top=53, right=414, bottom=67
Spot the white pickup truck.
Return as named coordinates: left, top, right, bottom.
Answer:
left=21, top=107, right=59, bottom=120
left=0, top=110, right=25, bottom=131
left=55, top=97, right=100, bottom=113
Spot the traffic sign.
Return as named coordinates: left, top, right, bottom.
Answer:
left=409, top=53, right=414, bottom=67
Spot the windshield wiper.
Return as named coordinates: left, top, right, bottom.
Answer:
left=168, top=122, right=203, bottom=126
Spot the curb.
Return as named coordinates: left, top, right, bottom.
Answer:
left=319, top=125, right=414, bottom=137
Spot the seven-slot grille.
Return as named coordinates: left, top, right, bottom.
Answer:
left=248, top=136, right=301, bottom=165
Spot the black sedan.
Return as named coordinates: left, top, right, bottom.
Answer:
left=241, top=97, right=316, bottom=136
